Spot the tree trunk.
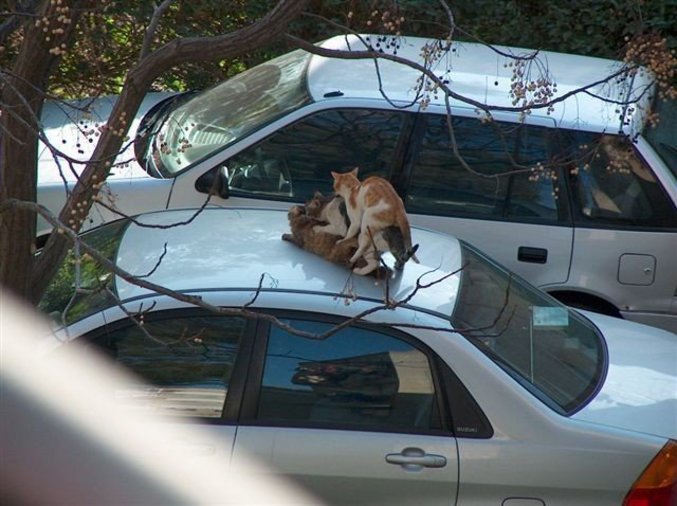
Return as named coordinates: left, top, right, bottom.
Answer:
left=1, top=0, right=84, bottom=302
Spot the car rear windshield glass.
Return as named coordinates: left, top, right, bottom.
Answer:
left=39, top=219, right=129, bottom=327
left=153, top=49, right=312, bottom=177
left=451, top=243, right=606, bottom=415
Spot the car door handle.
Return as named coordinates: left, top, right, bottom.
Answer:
left=518, top=246, right=548, bottom=264
left=385, top=447, right=447, bottom=470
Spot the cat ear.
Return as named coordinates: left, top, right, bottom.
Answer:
left=313, top=190, right=323, bottom=198
left=351, top=167, right=359, bottom=176
left=331, top=171, right=339, bottom=179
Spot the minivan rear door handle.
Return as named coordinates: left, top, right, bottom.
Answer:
left=385, top=447, right=447, bottom=470
left=518, top=246, right=548, bottom=264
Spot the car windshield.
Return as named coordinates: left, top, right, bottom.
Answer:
left=451, top=243, right=606, bottom=415
left=147, top=49, right=312, bottom=177
left=644, top=97, right=676, bottom=178
left=39, top=219, right=129, bottom=327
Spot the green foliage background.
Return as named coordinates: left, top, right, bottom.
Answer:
left=3, top=0, right=675, bottom=98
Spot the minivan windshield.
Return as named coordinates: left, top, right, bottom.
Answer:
left=451, top=243, right=606, bottom=415
left=146, top=49, right=312, bottom=177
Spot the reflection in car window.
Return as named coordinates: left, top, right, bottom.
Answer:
left=225, top=109, right=408, bottom=200
left=451, top=243, right=606, bottom=415
left=405, top=115, right=562, bottom=223
left=567, top=133, right=677, bottom=228
left=154, top=49, right=312, bottom=176
left=39, top=218, right=129, bottom=326
left=87, top=314, right=245, bottom=418
left=257, top=320, right=442, bottom=432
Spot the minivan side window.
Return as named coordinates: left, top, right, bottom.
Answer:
left=86, top=314, right=246, bottom=418
left=255, top=319, right=443, bottom=432
left=567, top=133, right=677, bottom=228
left=405, top=114, right=564, bottom=224
left=225, top=109, right=410, bottom=201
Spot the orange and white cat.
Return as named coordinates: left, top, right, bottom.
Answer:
left=332, top=167, right=419, bottom=275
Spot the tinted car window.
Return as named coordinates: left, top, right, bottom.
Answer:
left=225, top=109, right=409, bottom=200
left=256, top=319, right=442, bottom=432
left=86, top=314, right=246, bottom=418
left=566, top=133, right=677, bottom=228
left=405, top=114, right=563, bottom=223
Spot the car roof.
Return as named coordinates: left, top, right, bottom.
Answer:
left=115, top=208, right=463, bottom=317
left=307, top=34, right=654, bottom=135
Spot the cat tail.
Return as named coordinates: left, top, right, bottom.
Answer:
left=407, top=243, right=420, bottom=263
left=397, top=215, right=420, bottom=264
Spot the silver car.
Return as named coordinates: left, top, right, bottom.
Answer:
left=40, top=208, right=677, bottom=506
left=36, top=35, right=677, bottom=332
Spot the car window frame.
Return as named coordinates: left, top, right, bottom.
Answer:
left=237, top=310, right=492, bottom=438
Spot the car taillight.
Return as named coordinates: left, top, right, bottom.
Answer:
left=623, top=439, right=677, bottom=506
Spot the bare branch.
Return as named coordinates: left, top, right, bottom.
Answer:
left=139, top=0, right=175, bottom=61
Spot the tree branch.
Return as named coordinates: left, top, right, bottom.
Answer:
left=139, top=0, right=175, bottom=61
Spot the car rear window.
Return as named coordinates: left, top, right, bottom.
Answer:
left=451, top=242, right=607, bottom=415
left=39, top=219, right=129, bottom=326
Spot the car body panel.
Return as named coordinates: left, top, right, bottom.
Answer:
left=39, top=93, right=173, bottom=184
left=567, top=228, right=677, bottom=332
left=455, top=430, right=660, bottom=506
left=408, top=213, right=574, bottom=287
left=309, top=35, right=654, bottom=136
left=232, top=427, right=459, bottom=506
left=36, top=177, right=174, bottom=238
left=113, top=209, right=463, bottom=315
left=574, top=311, right=677, bottom=439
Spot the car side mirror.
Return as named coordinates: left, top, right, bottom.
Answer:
left=195, top=166, right=229, bottom=199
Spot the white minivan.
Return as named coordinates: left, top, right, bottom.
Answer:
left=37, top=34, right=677, bottom=332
